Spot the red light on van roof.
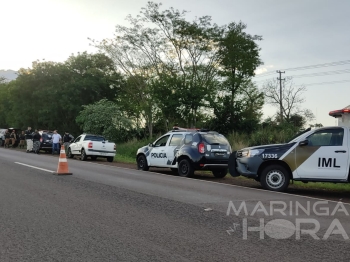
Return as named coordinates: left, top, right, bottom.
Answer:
left=329, top=109, right=350, bottom=117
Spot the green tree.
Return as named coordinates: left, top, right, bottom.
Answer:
left=214, top=22, right=263, bottom=132
left=76, top=99, right=132, bottom=143
left=4, top=52, right=123, bottom=134
left=93, top=2, right=222, bottom=130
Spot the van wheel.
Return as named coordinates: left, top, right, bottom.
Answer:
left=67, top=148, right=74, bottom=158
left=178, top=159, right=194, bottom=177
left=212, top=169, right=228, bottom=178
left=260, top=165, right=290, bottom=192
left=107, top=157, right=114, bottom=162
left=80, top=149, right=87, bottom=161
left=137, top=155, right=149, bottom=171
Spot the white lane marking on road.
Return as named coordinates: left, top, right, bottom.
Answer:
left=79, top=161, right=350, bottom=206
left=9, top=149, right=350, bottom=206
left=14, top=162, right=54, bottom=173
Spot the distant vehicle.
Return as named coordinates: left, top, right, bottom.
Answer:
left=38, top=130, right=54, bottom=153
left=67, top=134, right=116, bottom=162
left=136, top=127, right=232, bottom=178
left=0, top=128, right=6, bottom=146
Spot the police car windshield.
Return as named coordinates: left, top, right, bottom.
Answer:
left=202, top=133, right=229, bottom=145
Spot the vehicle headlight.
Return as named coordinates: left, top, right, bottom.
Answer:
left=249, top=149, right=264, bottom=157
left=241, top=150, right=249, bottom=157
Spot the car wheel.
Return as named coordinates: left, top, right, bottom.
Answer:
left=107, top=157, right=114, bottom=162
left=260, top=164, right=290, bottom=192
left=212, top=168, right=228, bottom=178
left=67, top=148, right=74, bottom=158
left=80, top=149, right=87, bottom=161
left=91, top=156, right=97, bottom=161
left=137, top=155, right=149, bottom=171
left=178, top=159, right=194, bottom=177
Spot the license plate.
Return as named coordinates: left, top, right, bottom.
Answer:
left=100, top=153, right=107, bottom=156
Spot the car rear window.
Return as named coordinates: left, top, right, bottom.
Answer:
left=84, top=135, right=105, bottom=141
left=202, top=133, right=230, bottom=145
left=42, top=133, right=53, bottom=139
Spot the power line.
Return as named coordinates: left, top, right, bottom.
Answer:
left=302, top=79, right=350, bottom=87
left=254, top=59, right=350, bottom=78
left=289, top=69, right=350, bottom=78
left=254, top=69, right=350, bottom=83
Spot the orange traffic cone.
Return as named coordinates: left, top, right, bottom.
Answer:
left=53, top=145, right=72, bottom=175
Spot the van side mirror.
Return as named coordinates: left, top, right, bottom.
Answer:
left=299, top=140, right=308, bottom=146
left=148, top=143, right=154, bottom=147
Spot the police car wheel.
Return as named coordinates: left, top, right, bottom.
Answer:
left=260, top=165, right=290, bottom=192
left=137, top=155, right=149, bottom=171
left=80, top=149, right=87, bottom=161
left=212, top=169, right=228, bottom=178
left=178, top=159, right=194, bottom=177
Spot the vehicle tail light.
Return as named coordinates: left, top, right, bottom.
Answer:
left=40, top=138, right=42, bottom=142
left=198, top=143, right=205, bottom=154
left=114, top=144, right=116, bottom=150
left=88, top=142, right=93, bottom=148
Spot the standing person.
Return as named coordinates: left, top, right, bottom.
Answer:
left=10, top=130, right=17, bottom=148
left=63, top=131, right=74, bottom=154
left=4, top=130, right=10, bottom=148
left=32, top=129, right=41, bottom=154
left=51, top=130, right=62, bottom=155
left=19, top=131, right=26, bottom=149
left=25, top=127, right=33, bottom=153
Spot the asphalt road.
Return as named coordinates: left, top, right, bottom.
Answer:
left=1, top=148, right=350, bottom=261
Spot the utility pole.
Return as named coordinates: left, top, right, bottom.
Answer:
left=277, top=70, right=285, bottom=123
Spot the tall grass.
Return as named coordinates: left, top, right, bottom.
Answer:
left=116, top=137, right=152, bottom=163
left=227, top=126, right=296, bottom=151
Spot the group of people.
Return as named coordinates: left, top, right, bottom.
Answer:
left=3, top=127, right=75, bottom=155
left=3, top=129, right=26, bottom=148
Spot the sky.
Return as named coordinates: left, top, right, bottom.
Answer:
left=1, top=0, right=349, bottom=126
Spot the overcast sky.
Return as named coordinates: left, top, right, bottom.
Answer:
left=1, top=0, right=349, bottom=126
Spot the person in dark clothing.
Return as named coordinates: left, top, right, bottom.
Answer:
left=10, top=130, right=17, bottom=147
left=19, top=131, right=26, bottom=149
left=4, top=130, right=10, bottom=148
left=63, top=132, right=74, bottom=154
left=32, top=129, right=41, bottom=154
left=25, top=127, right=33, bottom=152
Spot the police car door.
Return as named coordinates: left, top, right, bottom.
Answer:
left=295, top=127, right=349, bottom=179
left=165, top=134, right=184, bottom=167
left=149, top=135, right=170, bottom=167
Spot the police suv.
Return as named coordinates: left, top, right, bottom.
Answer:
left=136, top=127, right=232, bottom=178
left=229, top=108, right=350, bottom=192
